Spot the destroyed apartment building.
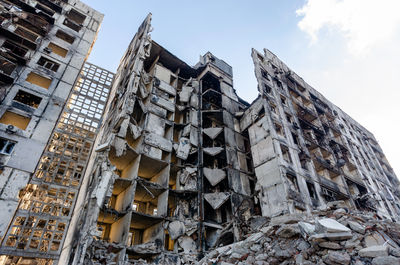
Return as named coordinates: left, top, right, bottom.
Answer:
left=0, top=7, right=399, bottom=265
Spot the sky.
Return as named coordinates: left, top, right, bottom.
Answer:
left=84, top=0, right=400, bottom=176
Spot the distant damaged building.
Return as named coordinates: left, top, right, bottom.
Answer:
left=0, top=10, right=399, bottom=265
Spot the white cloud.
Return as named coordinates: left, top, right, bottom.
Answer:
left=296, top=0, right=400, bottom=55
left=294, top=0, right=400, bottom=176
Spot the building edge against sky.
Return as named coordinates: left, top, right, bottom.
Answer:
left=0, top=5, right=398, bottom=265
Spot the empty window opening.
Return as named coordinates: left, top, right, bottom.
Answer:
left=0, top=138, right=16, bottom=155
left=2, top=40, right=28, bottom=58
left=37, top=56, right=60, bottom=72
left=274, top=122, right=285, bottom=137
left=66, top=9, right=86, bottom=25
left=0, top=56, right=17, bottom=75
left=291, top=132, right=299, bottom=145
left=0, top=111, right=31, bottom=130
left=264, top=83, right=272, bottom=94
left=14, top=26, right=39, bottom=42
left=285, top=113, right=292, bottom=123
left=55, top=30, right=75, bottom=44
left=270, top=103, right=277, bottom=114
left=47, top=42, right=68, bottom=58
left=281, top=95, right=287, bottom=105
left=261, top=69, right=270, bottom=80
left=286, top=173, right=299, bottom=191
left=307, top=182, right=317, bottom=200
left=35, top=3, right=55, bottom=16
left=63, top=18, right=82, bottom=32
left=26, top=72, right=52, bottom=89
left=281, top=144, right=292, bottom=163
left=13, top=90, right=42, bottom=108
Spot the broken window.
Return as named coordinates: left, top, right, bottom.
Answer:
left=285, top=113, right=292, bottom=123
left=286, top=173, right=299, bottom=191
left=13, top=90, right=42, bottom=108
left=55, top=30, right=75, bottom=44
left=14, top=26, right=39, bottom=42
left=281, top=95, right=287, bottom=106
left=264, top=83, right=272, bottom=94
left=0, top=56, right=17, bottom=75
left=280, top=144, right=292, bottom=163
left=2, top=40, right=28, bottom=58
left=307, top=182, right=317, bottom=200
left=35, top=3, right=55, bottom=16
left=261, top=69, right=270, bottom=80
left=66, top=9, right=86, bottom=24
left=291, top=132, right=299, bottom=145
left=63, top=18, right=82, bottom=32
left=274, top=122, right=285, bottom=137
left=26, top=72, right=52, bottom=89
left=0, top=138, right=16, bottom=155
left=0, top=111, right=31, bottom=130
left=37, top=56, right=60, bottom=72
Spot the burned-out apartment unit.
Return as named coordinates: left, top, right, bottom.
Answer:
left=62, top=14, right=400, bottom=265
left=0, top=8, right=399, bottom=265
left=0, top=0, right=111, bottom=264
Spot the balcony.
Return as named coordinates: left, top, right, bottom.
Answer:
left=319, top=175, right=348, bottom=197
left=313, top=155, right=341, bottom=177
left=296, top=104, right=318, bottom=123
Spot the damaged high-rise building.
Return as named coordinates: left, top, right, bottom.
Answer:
left=0, top=9, right=399, bottom=265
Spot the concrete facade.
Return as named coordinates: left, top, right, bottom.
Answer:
left=0, top=0, right=109, bottom=264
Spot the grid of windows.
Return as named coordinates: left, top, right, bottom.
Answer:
left=1, top=63, right=114, bottom=258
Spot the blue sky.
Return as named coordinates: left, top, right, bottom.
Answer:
left=84, top=0, right=400, bottom=175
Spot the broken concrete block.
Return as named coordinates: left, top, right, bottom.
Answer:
left=203, top=147, right=224, bottom=156
left=144, top=133, right=172, bottom=152
left=275, top=224, right=300, bottom=238
left=203, top=127, right=223, bottom=140
left=359, top=245, right=389, bottom=258
left=309, top=232, right=353, bottom=242
left=203, top=167, right=226, bottom=186
left=204, top=192, right=230, bottom=210
left=324, top=251, right=350, bottom=265
left=315, top=218, right=350, bottom=233
left=348, top=221, right=365, bottom=234
left=179, top=86, right=193, bottom=103
left=371, top=256, right=400, bottom=265
left=298, top=222, right=315, bottom=238
left=178, top=236, right=196, bottom=253
left=129, top=122, right=142, bottom=139
left=318, top=241, right=342, bottom=249
left=168, top=221, right=185, bottom=240
left=271, top=214, right=303, bottom=225
left=176, top=137, right=191, bottom=159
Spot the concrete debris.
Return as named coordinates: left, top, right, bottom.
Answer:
left=178, top=236, right=197, bottom=253
left=179, top=86, right=193, bottom=103
left=196, top=207, right=400, bottom=265
left=168, top=221, right=186, bottom=240
left=176, top=137, right=191, bottom=159
left=204, top=192, right=230, bottom=210
left=315, top=218, right=351, bottom=233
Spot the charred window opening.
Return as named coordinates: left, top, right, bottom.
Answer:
left=66, top=9, right=86, bottom=25
left=285, top=113, right=292, bottom=123
left=201, top=73, right=220, bottom=93
left=286, top=173, right=299, bottom=191
left=14, top=26, right=39, bottom=42
left=13, top=90, right=42, bottom=108
left=307, top=182, right=317, bottom=200
left=55, top=30, right=75, bottom=44
left=63, top=18, right=82, bottom=32
left=0, top=138, right=16, bottom=155
left=263, top=83, right=272, bottom=94
left=280, top=144, right=292, bottom=163
left=291, top=132, right=299, bottom=145
left=321, top=188, right=338, bottom=202
left=261, top=69, right=270, bottom=80
left=280, top=95, right=286, bottom=106
left=37, top=56, right=60, bottom=72
left=274, top=122, right=285, bottom=137
left=0, top=56, right=17, bottom=75
left=202, top=89, right=222, bottom=110
left=131, top=100, right=144, bottom=125
left=35, top=3, right=55, bottom=16
left=2, top=40, right=28, bottom=58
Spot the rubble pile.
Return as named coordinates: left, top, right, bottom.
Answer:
left=198, top=201, right=400, bottom=265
